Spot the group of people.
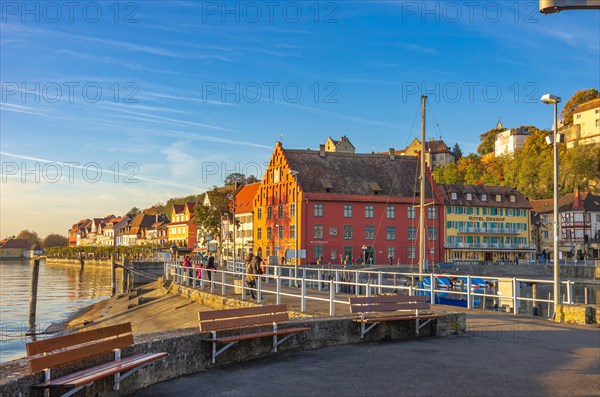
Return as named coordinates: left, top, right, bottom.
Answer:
left=182, top=254, right=217, bottom=286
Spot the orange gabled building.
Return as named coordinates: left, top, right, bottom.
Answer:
left=254, top=142, right=303, bottom=264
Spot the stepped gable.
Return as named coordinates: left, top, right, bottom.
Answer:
left=283, top=149, right=435, bottom=199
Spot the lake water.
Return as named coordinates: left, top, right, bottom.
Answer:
left=0, top=259, right=122, bottom=363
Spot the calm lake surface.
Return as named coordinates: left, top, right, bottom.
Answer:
left=0, top=259, right=122, bottom=363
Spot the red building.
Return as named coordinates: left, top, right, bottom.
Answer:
left=254, top=142, right=444, bottom=265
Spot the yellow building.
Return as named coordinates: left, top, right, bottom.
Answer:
left=565, top=97, right=600, bottom=149
left=167, top=202, right=197, bottom=249
left=440, top=184, right=534, bottom=264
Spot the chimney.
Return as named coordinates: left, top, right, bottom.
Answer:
left=573, top=188, right=583, bottom=210
left=389, top=148, right=395, bottom=160
left=319, top=144, right=326, bottom=157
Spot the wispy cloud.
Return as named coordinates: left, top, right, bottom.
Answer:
left=0, top=103, right=47, bottom=117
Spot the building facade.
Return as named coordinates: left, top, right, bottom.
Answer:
left=231, top=182, right=260, bottom=260
left=400, top=138, right=455, bottom=170
left=565, top=97, right=600, bottom=148
left=494, top=128, right=531, bottom=157
left=166, top=203, right=198, bottom=249
left=440, top=184, right=534, bottom=264
left=253, top=142, right=445, bottom=265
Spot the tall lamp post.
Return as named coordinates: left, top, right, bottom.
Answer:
left=541, top=93, right=562, bottom=319
left=289, top=170, right=299, bottom=287
left=227, top=194, right=236, bottom=266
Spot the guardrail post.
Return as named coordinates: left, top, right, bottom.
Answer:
left=512, top=278, right=518, bottom=314
left=301, top=278, right=306, bottom=312
left=289, top=267, right=293, bottom=287
left=200, top=268, right=205, bottom=290
left=329, top=280, right=335, bottom=316
left=430, top=274, right=435, bottom=304
left=466, top=275, right=472, bottom=309
left=318, top=268, right=322, bottom=291
left=366, top=283, right=371, bottom=297
left=276, top=276, right=281, bottom=304
left=241, top=273, right=246, bottom=301
left=355, top=270, right=359, bottom=295
left=335, top=270, right=340, bottom=293
left=221, top=270, right=226, bottom=296
left=409, top=284, right=413, bottom=296
left=567, top=280, right=573, bottom=304
left=210, top=270, right=215, bottom=293
left=378, top=272, right=383, bottom=294
left=257, top=274, right=262, bottom=303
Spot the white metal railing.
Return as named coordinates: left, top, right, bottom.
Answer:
left=164, top=262, right=587, bottom=318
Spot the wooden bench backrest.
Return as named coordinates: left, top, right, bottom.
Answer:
left=198, top=304, right=289, bottom=332
left=27, top=323, right=134, bottom=373
left=349, top=295, right=430, bottom=314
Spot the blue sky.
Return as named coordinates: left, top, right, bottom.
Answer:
left=1, top=1, right=599, bottom=238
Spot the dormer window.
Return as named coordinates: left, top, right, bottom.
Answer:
left=466, top=193, right=472, bottom=200
left=510, top=195, right=516, bottom=203
left=451, top=192, right=457, bottom=200
left=481, top=194, right=487, bottom=201
left=495, top=194, right=501, bottom=202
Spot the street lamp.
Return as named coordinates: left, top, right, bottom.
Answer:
left=227, top=194, right=236, bottom=266
left=541, top=93, right=562, bottom=319
left=289, top=170, right=299, bottom=287
left=362, top=245, right=367, bottom=266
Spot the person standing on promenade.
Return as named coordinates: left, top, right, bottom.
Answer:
left=205, top=256, right=216, bottom=282
left=245, top=253, right=257, bottom=299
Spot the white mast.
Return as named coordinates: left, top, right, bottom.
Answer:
left=419, top=95, right=427, bottom=275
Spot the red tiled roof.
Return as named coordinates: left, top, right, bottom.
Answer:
left=233, top=182, right=260, bottom=214
left=573, top=97, right=600, bottom=114
left=439, top=184, right=532, bottom=209
left=0, top=239, right=31, bottom=249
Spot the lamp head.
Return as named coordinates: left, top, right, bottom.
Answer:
left=541, top=94, right=561, bottom=104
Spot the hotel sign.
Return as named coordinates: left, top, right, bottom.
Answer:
left=468, top=216, right=506, bottom=222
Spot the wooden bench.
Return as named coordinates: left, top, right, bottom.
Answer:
left=198, top=304, right=310, bottom=364
left=26, top=322, right=167, bottom=397
left=349, top=295, right=443, bottom=339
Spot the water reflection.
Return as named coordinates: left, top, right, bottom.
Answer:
left=0, top=259, right=123, bottom=363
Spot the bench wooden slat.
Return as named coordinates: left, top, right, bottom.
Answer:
left=354, top=314, right=444, bottom=323
left=200, top=312, right=289, bottom=332
left=350, top=302, right=430, bottom=314
left=26, top=323, right=132, bottom=356
left=349, top=295, right=428, bottom=305
left=199, top=304, right=287, bottom=321
left=207, top=327, right=311, bottom=344
left=32, top=352, right=167, bottom=389
left=29, top=334, right=134, bottom=373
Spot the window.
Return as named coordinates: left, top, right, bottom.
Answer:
left=314, top=246, right=323, bottom=261
left=330, top=248, right=337, bottom=260
left=451, top=192, right=457, bottom=200
left=257, top=227, right=262, bottom=240
left=407, top=206, right=416, bottom=219
left=428, top=207, right=436, bottom=220
left=387, top=247, right=395, bottom=261
left=544, top=231, right=549, bottom=239
left=407, top=226, right=416, bottom=240
left=386, top=205, right=395, bottom=219
left=314, top=225, right=324, bottom=239
left=329, top=226, right=338, bottom=236
left=386, top=226, right=396, bottom=240
left=495, top=194, right=501, bottom=202
left=510, top=195, right=516, bottom=203
left=343, top=225, right=353, bottom=239
left=267, top=206, right=272, bottom=219
left=365, top=226, right=375, bottom=240
left=314, top=203, right=323, bottom=217
left=344, top=204, right=353, bottom=217
left=365, top=205, right=374, bottom=218
left=428, top=227, right=437, bottom=241
left=466, top=193, right=472, bottom=200
left=278, top=226, right=284, bottom=239
left=278, top=204, right=283, bottom=218
left=290, top=203, right=296, bottom=217
left=290, top=225, right=296, bottom=239
left=408, top=246, right=416, bottom=259
left=481, top=194, right=487, bottom=201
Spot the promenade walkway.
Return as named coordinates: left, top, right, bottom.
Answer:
left=132, top=309, right=600, bottom=397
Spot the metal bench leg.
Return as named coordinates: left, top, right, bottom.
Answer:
left=417, top=318, right=433, bottom=335
left=272, top=323, right=278, bottom=352
left=113, top=349, right=122, bottom=390
left=362, top=322, right=380, bottom=338
left=60, top=384, right=91, bottom=397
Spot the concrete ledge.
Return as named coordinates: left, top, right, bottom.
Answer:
left=556, top=304, right=598, bottom=325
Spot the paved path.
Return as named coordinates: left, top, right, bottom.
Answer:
left=132, top=310, right=600, bottom=397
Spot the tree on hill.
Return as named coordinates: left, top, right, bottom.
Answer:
left=457, top=154, right=484, bottom=185
left=452, top=143, right=463, bottom=161
left=16, top=229, right=41, bottom=246
left=144, top=202, right=165, bottom=215
left=42, top=233, right=68, bottom=248
left=560, top=88, right=599, bottom=125
left=224, top=173, right=259, bottom=187
left=127, top=207, right=141, bottom=216
left=477, top=127, right=503, bottom=155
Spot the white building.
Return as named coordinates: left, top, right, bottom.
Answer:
left=494, top=127, right=531, bottom=157
left=230, top=182, right=260, bottom=260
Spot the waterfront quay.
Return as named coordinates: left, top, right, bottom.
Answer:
left=132, top=309, right=600, bottom=397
